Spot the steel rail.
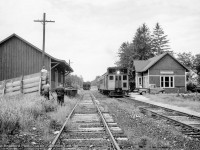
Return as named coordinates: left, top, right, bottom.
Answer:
left=48, top=96, right=82, bottom=150
left=139, top=107, right=200, bottom=131
left=91, top=94, right=121, bottom=150
left=126, top=97, right=200, bottom=120
left=123, top=97, right=200, bottom=131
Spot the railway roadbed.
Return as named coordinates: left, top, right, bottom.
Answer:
left=48, top=91, right=133, bottom=149
left=93, top=91, right=200, bottom=149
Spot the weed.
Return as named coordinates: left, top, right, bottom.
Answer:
left=42, top=99, right=57, bottom=112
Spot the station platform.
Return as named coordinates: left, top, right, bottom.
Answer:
left=129, top=93, right=200, bottom=118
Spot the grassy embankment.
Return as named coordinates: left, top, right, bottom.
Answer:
left=0, top=92, right=79, bottom=146
left=144, top=93, right=200, bottom=113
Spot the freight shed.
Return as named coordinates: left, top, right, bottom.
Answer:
left=0, top=33, right=73, bottom=89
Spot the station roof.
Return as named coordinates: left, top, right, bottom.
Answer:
left=134, top=52, right=189, bottom=72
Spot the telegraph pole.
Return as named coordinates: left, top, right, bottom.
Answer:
left=69, top=60, right=73, bottom=66
left=34, top=13, right=55, bottom=68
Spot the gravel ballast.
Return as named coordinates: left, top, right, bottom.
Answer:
left=93, top=91, right=200, bottom=150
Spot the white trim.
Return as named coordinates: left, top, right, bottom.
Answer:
left=135, top=73, right=138, bottom=87
left=160, top=75, right=174, bottom=88
left=142, top=75, right=149, bottom=77
left=160, top=71, right=174, bottom=74
left=147, top=69, right=149, bottom=87
left=150, top=75, right=185, bottom=77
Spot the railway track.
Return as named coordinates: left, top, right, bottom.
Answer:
left=117, top=96, right=200, bottom=140
left=48, top=91, right=132, bottom=150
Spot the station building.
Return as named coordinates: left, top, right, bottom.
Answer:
left=134, top=53, right=189, bottom=93
left=0, top=33, right=73, bottom=89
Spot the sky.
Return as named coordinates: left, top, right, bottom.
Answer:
left=0, top=0, right=200, bottom=81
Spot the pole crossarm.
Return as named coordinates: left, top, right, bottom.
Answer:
left=34, top=20, right=55, bottom=23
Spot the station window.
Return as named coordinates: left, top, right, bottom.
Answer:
left=109, top=76, right=114, bottom=80
left=123, top=83, right=127, bottom=88
left=123, top=75, right=127, bottom=80
left=161, top=76, right=174, bottom=88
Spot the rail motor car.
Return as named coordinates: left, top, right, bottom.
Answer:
left=83, top=82, right=91, bottom=90
left=98, top=67, right=129, bottom=97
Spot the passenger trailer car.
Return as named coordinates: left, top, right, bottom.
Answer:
left=83, top=82, right=91, bottom=90
left=98, top=67, right=129, bottom=97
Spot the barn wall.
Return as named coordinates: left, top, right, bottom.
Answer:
left=0, top=36, right=50, bottom=81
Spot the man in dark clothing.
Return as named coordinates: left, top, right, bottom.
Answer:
left=55, top=84, right=65, bottom=106
left=42, top=82, right=50, bottom=100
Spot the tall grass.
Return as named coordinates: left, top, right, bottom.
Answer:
left=49, top=95, right=78, bottom=126
left=0, top=92, right=79, bottom=146
left=145, top=93, right=200, bottom=112
left=0, top=93, right=57, bottom=135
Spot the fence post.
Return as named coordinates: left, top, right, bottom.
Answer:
left=20, top=75, right=24, bottom=93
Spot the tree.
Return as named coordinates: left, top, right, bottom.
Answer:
left=115, top=42, right=136, bottom=67
left=133, top=23, right=154, bottom=60
left=177, top=52, right=200, bottom=84
left=177, top=52, right=195, bottom=70
left=91, top=76, right=100, bottom=86
left=194, top=54, right=200, bottom=84
left=65, top=74, right=83, bottom=89
left=151, top=23, right=170, bottom=55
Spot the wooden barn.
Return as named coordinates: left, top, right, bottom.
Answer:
left=134, top=53, right=189, bottom=93
left=0, top=33, right=73, bottom=89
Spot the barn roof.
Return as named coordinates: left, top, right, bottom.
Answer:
left=134, top=53, right=189, bottom=72
left=0, top=33, right=73, bottom=72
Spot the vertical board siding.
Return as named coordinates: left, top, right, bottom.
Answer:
left=149, top=55, right=186, bottom=75
left=0, top=37, right=51, bottom=81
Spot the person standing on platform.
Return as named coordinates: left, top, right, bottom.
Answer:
left=55, top=84, right=65, bottom=106
left=41, top=66, right=48, bottom=83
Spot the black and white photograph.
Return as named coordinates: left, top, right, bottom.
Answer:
left=0, top=0, right=200, bottom=149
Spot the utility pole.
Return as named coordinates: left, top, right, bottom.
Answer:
left=34, top=13, right=55, bottom=68
left=69, top=60, right=73, bottom=66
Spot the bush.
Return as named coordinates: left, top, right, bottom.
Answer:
left=187, top=82, right=196, bottom=92
left=0, top=110, right=20, bottom=134
left=42, top=99, right=57, bottom=113
left=0, top=94, right=45, bottom=134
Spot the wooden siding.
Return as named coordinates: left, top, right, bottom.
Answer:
left=163, top=88, right=185, bottom=93
left=0, top=36, right=50, bottom=81
left=149, top=76, right=160, bottom=87
left=148, top=55, right=186, bottom=93
left=174, top=76, right=186, bottom=93
left=149, top=55, right=185, bottom=75
left=175, top=76, right=185, bottom=87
